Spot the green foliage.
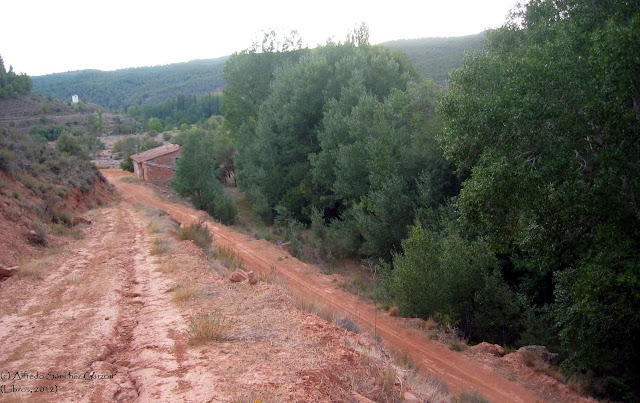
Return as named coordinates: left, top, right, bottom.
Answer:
left=56, top=132, right=88, bottom=159
left=32, top=57, right=227, bottom=110
left=439, top=0, right=640, bottom=399
left=0, top=55, right=32, bottom=99
left=0, top=128, right=101, bottom=193
left=388, top=216, right=520, bottom=345
left=113, top=135, right=161, bottom=171
left=147, top=117, right=163, bottom=133
left=132, top=92, right=222, bottom=130
left=170, top=128, right=238, bottom=224
left=29, top=125, right=64, bottom=141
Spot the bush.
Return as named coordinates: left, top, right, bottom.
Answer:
left=27, top=222, right=47, bottom=246
left=187, top=311, right=234, bottom=344
left=213, top=195, right=238, bottom=225
left=177, top=221, right=212, bottom=250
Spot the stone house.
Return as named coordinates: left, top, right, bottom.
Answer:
left=130, top=143, right=181, bottom=181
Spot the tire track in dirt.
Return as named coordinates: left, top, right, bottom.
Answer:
left=103, top=169, right=544, bottom=403
left=0, top=202, right=218, bottom=402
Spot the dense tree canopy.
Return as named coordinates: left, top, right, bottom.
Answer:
left=0, top=55, right=32, bottom=99
left=222, top=32, right=456, bottom=259
left=437, top=0, right=640, bottom=399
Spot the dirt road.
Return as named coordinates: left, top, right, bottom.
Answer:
left=102, top=170, right=547, bottom=403
left=0, top=204, right=214, bottom=401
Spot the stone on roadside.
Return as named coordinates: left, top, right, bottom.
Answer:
left=230, top=269, right=248, bottom=283
left=247, top=270, right=258, bottom=285
left=0, top=264, right=19, bottom=278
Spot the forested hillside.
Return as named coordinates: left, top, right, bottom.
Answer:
left=32, top=57, right=227, bottom=110
left=382, top=33, right=484, bottom=83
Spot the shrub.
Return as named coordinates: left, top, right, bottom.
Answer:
left=213, top=195, right=238, bottom=225
left=334, top=315, right=361, bottom=334
left=187, top=311, right=234, bottom=344
left=27, top=222, right=47, bottom=246
left=177, top=221, right=212, bottom=251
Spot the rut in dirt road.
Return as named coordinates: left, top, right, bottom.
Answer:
left=104, top=169, right=550, bottom=403
left=0, top=205, right=213, bottom=402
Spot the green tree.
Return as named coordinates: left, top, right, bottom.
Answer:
left=170, top=128, right=237, bottom=224
left=439, top=0, right=640, bottom=398
left=147, top=117, right=163, bottom=134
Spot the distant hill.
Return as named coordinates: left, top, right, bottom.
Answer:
left=32, top=34, right=483, bottom=110
left=32, top=57, right=228, bottom=111
left=381, top=33, right=485, bottom=84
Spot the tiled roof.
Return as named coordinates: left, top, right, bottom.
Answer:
left=130, top=143, right=180, bottom=163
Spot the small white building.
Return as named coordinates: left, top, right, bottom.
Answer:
left=71, top=94, right=79, bottom=104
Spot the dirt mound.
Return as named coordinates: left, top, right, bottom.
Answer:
left=0, top=170, right=114, bottom=267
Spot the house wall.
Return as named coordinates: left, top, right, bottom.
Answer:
left=140, top=150, right=180, bottom=181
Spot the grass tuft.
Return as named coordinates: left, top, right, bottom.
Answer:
left=177, top=221, right=212, bottom=251
left=188, top=310, right=235, bottom=345
left=171, top=283, right=200, bottom=304
left=150, top=237, right=170, bottom=255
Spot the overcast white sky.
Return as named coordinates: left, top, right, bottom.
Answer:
left=2, top=0, right=520, bottom=76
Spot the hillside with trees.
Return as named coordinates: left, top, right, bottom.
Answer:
left=32, top=57, right=227, bottom=110
left=382, top=33, right=484, bottom=84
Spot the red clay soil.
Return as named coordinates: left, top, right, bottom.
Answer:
left=102, top=169, right=587, bottom=403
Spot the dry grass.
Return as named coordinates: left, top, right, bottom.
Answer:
left=146, top=220, right=162, bottom=233
left=156, top=260, right=178, bottom=274
left=567, top=373, right=588, bottom=396
left=21, top=300, right=62, bottom=316
left=150, top=237, right=170, bottom=255
left=121, top=176, right=141, bottom=183
left=5, top=342, right=32, bottom=362
left=13, top=254, right=60, bottom=279
left=447, top=338, right=466, bottom=352
left=177, top=221, right=212, bottom=251
left=454, top=391, right=490, bottom=402
left=66, top=273, right=82, bottom=285
left=171, top=283, right=200, bottom=304
left=216, top=246, right=244, bottom=270
left=388, top=306, right=399, bottom=316
left=407, top=372, right=452, bottom=402
left=187, top=311, right=235, bottom=345
left=521, top=350, right=565, bottom=382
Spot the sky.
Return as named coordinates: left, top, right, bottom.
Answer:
left=2, top=0, right=520, bottom=76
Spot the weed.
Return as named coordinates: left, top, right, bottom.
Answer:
left=521, top=350, right=564, bottom=382
left=407, top=372, right=451, bottom=402
left=49, top=222, right=68, bottom=235
left=12, top=190, right=19, bottom=198
left=172, top=283, right=200, bottom=304
left=335, top=315, right=361, bottom=334
left=150, top=238, right=170, bottom=255
left=217, top=246, right=244, bottom=270
left=447, top=338, right=466, bottom=352
left=66, top=273, right=82, bottom=285
left=27, top=222, right=47, bottom=246
left=567, top=373, right=588, bottom=396
left=187, top=311, right=235, bottom=345
left=146, top=221, right=161, bottom=233
left=177, top=221, right=212, bottom=251
left=454, top=391, right=490, bottom=403
left=157, top=261, right=178, bottom=274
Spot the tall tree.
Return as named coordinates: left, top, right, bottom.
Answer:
left=439, top=0, right=640, bottom=398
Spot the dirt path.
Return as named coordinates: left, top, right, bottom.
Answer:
left=0, top=205, right=221, bottom=401
left=102, top=170, right=547, bottom=403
